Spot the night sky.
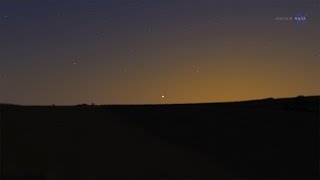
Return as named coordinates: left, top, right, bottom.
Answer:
left=1, top=0, right=319, bottom=105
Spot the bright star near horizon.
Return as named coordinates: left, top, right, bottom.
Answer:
left=2, top=0, right=319, bottom=105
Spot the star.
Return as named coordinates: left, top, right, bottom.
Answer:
left=194, top=66, right=200, bottom=73
left=96, top=31, right=103, bottom=39
left=73, top=57, right=79, bottom=65
left=161, top=95, right=165, bottom=98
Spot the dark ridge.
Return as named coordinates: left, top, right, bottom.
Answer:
left=1, top=95, right=319, bottom=107
left=0, top=96, right=319, bottom=179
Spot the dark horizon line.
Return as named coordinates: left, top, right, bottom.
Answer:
left=0, top=95, right=319, bottom=107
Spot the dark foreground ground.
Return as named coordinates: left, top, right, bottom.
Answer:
left=0, top=96, right=319, bottom=180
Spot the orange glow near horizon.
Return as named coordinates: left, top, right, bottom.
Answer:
left=0, top=1, right=319, bottom=105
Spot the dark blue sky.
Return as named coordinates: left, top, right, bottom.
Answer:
left=1, top=0, right=319, bottom=105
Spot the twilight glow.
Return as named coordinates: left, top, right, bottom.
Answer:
left=0, top=0, right=319, bottom=105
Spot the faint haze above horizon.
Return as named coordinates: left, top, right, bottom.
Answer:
left=1, top=0, right=320, bottom=105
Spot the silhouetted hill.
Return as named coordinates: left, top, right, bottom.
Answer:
left=0, top=96, right=319, bottom=179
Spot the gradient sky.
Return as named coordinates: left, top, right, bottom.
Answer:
left=0, top=0, right=319, bottom=105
